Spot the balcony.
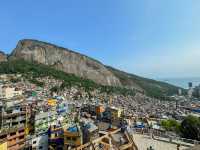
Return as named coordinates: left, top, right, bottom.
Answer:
left=3, top=111, right=26, bottom=118
left=7, top=136, right=25, bottom=147
left=7, top=131, right=25, bottom=140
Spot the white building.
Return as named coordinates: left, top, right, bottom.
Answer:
left=34, top=112, right=49, bottom=134
left=31, top=134, right=48, bottom=150
left=0, top=86, right=22, bottom=99
left=188, top=88, right=194, bottom=98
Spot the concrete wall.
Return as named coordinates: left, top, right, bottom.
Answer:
left=32, top=134, right=48, bottom=150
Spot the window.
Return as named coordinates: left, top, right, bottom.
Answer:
left=72, top=137, right=76, bottom=141
left=10, top=138, right=16, bottom=142
left=0, top=134, right=7, bottom=139
left=12, top=122, right=18, bottom=126
left=10, top=132, right=16, bottom=136
left=19, top=135, right=24, bottom=139
left=7, top=110, right=12, bottom=114
left=12, top=116, right=17, bottom=120
left=19, top=129, right=24, bottom=133
left=20, top=120, right=25, bottom=124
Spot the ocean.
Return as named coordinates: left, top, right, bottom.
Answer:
left=159, top=77, right=200, bottom=89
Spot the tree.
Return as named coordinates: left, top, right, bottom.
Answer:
left=161, top=119, right=180, bottom=133
left=50, top=86, right=60, bottom=93
left=180, top=115, right=200, bottom=140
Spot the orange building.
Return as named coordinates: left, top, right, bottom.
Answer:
left=0, top=128, right=25, bottom=150
left=96, top=105, right=105, bottom=114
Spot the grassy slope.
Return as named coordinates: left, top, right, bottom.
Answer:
left=107, top=66, right=184, bottom=98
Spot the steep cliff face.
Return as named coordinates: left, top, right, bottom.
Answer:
left=11, top=39, right=121, bottom=86
left=8, top=39, right=182, bottom=97
left=0, top=51, right=7, bottom=62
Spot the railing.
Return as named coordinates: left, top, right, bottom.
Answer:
left=75, top=129, right=121, bottom=150
left=0, top=124, right=25, bottom=135
left=3, top=111, right=26, bottom=118
left=172, top=136, right=200, bottom=145
left=7, top=132, right=25, bottom=140
left=132, top=128, right=200, bottom=146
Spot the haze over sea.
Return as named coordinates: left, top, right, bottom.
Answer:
left=159, top=77, right=200, bottom=89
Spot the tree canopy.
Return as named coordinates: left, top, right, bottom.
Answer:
left=180, top=115, right=200, bottom=141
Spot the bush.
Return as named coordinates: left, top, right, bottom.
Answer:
left=180, top=115, right=200, bottom=140
left=161, top=119, right=180, bottom=133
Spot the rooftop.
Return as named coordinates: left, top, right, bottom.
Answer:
left=133, top=134, right=189, bottom=150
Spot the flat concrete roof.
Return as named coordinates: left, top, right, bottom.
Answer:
left=133, top=134, right=189, bottom=150
left=185, top=145, right=200, bottom=150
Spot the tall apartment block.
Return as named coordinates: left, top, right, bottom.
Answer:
left=0, top=98, right=31, bottom=150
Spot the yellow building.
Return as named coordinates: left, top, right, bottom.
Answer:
left=110, top=107, right=122, bottom=120
left=0, top=141, right=7, bottom=150
left=47, top=99, right=57, bottom=106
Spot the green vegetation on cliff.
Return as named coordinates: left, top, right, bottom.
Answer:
left=107, top=66, right=183, bottom=98
left=0, top=59, right=135, bottom=96
left=0, top=59, right=182, bottom=98
left=7, top=39, right=182, bottom=98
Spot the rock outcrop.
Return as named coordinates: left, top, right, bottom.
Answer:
left=7, top=39, right=182, bottom=97
left=0, top=51, right=7, bottom=62
left=11, top=39, right=121, bottom=86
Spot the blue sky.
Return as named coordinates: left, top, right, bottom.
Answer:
left=0, top=0, right=200, bottom=78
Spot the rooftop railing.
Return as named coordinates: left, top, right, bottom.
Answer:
left=132, top=127, right=200, bottom=147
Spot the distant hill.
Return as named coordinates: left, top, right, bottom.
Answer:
left=0, top=51, right=7, bottom=62
left=5, top=39, right=182, bottom=98
left=107, top=66, right=182, bottom=98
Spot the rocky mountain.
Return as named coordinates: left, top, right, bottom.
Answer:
left=0, top=51, right=7, bottom=62
left=11, top=39, right=121, bottom=86
left=9, top=39, right=181, bottom=97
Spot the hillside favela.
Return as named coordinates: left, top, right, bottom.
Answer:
left=0, top=1, right=200, bottom=150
